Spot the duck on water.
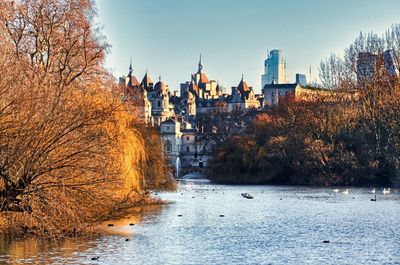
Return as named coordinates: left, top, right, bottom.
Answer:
left=241, top=193, right=254, bottom=199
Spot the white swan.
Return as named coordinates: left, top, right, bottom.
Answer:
left=342, top=189, right=349, bottom=195
left=383, top=188, right=391, bottom=195
left=371, top=188, right=376, bottom=194
left=333, top=189, right=339, bottom=193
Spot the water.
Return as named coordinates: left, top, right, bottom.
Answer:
left=1, top=182, right=400, bottom=264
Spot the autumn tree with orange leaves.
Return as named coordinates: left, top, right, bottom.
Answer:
left=0, top=0, right=173, bottom=237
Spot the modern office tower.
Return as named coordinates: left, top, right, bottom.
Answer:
left=383, top=49, right=399, bottom=77
left=261, top=49, right=287, bottom=89
left=357, top=50, right=399, bottom=85
left=295, top=73, right=307, bottom=86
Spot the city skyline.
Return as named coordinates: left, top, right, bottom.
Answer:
left=96, top=0, right=400, bottom=93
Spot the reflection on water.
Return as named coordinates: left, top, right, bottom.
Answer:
left=0, top=236, right=97, bottom=264
left=0, top=204, right=164, bottom=264
left=0, top=183, right=400, bottom=264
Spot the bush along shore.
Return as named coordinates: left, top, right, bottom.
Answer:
left=0, top=0, right=174, bottom=238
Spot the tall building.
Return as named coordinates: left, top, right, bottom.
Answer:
left=357, top=50, right=399, bottom=85
left=261, top=49, right=287, bottom=89
left=295, top=73, right=307, bottom=86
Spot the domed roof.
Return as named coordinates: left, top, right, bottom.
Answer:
left=154, top=76, right=168, bottom=92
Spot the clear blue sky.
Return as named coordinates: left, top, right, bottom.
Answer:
left=96, top=0, right=400, bottom=93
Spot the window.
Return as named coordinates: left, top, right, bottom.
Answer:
left=186, top=146, right=190, bottom=152
left=166, top=125, right=170, bottom=131
left=157, top=100, right=161, bottom=107
left=165, top=140, right=172, bottom=153
left=186, top=136, right=190, bottom=141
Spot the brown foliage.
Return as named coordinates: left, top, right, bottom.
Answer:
left=0, top=0, right=173, bottom=237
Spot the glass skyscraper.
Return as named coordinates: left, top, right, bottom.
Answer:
left=261, top=49, right=287, bottom=89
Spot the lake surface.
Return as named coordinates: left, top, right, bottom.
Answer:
left=1, top=182, right=400, bottom=264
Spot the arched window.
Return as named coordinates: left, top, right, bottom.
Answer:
left=158, top=100, right=161, bottom=107
left=164, top=140, right=172, bottom=153
left=186, top=146, right=190, bottom=153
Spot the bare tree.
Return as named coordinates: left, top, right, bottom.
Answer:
left=319, top=26, right=400, bottom=181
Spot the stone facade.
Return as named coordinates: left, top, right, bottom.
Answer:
left=119, top=58, right=263, bottom=174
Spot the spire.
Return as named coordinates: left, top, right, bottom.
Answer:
left=241, top=74, right=244, bottom=80
left=198, top=54, right=203, bottom=72
left=127, top=58, right=133, bottom=79
left=126, top=58, right=139, bottom=88
left=159, top=76, right=161, bottom=82
left=141, top=69, right=153, bottom=91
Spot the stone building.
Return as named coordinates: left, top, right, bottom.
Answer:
left=263, top=82, right=299, bottom=107
left=160, top=119, right=182, bottom=167
left=118, top=58, right=264, bottom=175
left=151, top=77, right=175, bottom=126
left=227, top=76, right=261, bottom=112
left=118, top=62, right=152, bottom=124
left=159, top=118, right=210, bottom=176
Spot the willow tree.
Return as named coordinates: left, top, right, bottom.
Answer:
left=0, top=0, right=167, bottom=237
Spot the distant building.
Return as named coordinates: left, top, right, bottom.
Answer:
left=227, top=75, right=261, bottom=112
left=180, top=55, right=221, bottom=101
left=261, top=49, right=287, bottom=89
left=295, top=73, right=307, bottom=86
left=160, top=119, right=182, bottom=167
left=383, top=50, right=399, bottom=77
left=263, top=83, right=299, bottom=107
left=160, top=118, right=210, bottom=172
left=118, top=62, right=152, bottom=124
left=357, top=50, right=399, bottom=85
left=151, top=77, right=175, bottom=126
left=119, top=57, right=263, bottom=173
left=263, top=82, right=358, bottom=107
